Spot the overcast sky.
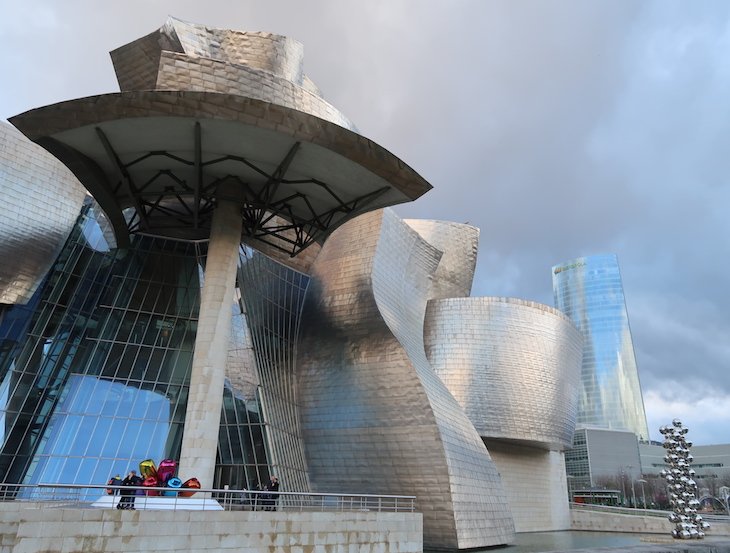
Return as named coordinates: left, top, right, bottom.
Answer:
left=2, top=1, right=729, bottom=445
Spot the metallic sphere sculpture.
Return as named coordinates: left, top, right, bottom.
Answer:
left=659, top=419, right=710, bottom=539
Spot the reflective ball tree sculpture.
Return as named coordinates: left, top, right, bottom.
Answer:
left=659, top=419, right=710, bottom=539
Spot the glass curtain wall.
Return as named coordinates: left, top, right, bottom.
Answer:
left=552, top=254, right=649, bottom=441
left=222, top=246, right=311, bottom=493
left=0, top=204, right=201, bottom=491
left=0, top=202, right=309, bottom=496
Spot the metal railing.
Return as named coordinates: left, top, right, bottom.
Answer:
left=570, top=502, right=730, bottom=522
left=570, top=502, right=669, bottom=517
left=0, top=483, right=416, bottom=513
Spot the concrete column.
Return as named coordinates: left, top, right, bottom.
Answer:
left=179, top=197, right=242, bottom=488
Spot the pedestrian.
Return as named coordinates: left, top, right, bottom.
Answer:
left=106, top=474, right=122, bottom=495
left=117, top=470, right=142, bottom=510
left=264, top=476, right=279, bottom=511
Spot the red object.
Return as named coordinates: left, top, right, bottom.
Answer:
left=142, top=475, right=160, bottom=496
left=156, top=459, right=177, bottom=483
left=179, top=477, right=201, bottom=497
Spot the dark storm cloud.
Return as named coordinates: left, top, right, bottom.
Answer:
left=2, top=0, right=729, bottom=443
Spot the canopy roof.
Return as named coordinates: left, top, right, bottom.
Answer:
left=11, top=91, right=431, bottom=254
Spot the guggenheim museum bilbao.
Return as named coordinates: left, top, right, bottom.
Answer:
left=0, top=18, right=584, bottom=550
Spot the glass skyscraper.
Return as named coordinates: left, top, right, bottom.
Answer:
left=552, top=254, right=649, bottom=441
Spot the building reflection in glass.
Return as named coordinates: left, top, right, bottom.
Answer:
left=0, top=202, right=306, bottom=494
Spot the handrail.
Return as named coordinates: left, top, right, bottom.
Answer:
left=570, top=502, right=730, bottom=521
left=0, top=482, right=417, bottom=513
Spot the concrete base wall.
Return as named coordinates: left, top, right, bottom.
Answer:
left=571, top=508, right=730, bottom=536
left=0, top=504, right=422, bottom=553
left=486, top=441, right=571, bottom=532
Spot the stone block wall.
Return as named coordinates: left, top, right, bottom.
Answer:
left=486, top=440, right=571, bottom=532
left=0, top=504, right=422, bottom=553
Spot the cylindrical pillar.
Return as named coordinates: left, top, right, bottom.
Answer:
left=178, top=197, right=242, bottom=489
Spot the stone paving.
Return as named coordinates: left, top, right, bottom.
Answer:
left=552, top=536, right=730, bottom=553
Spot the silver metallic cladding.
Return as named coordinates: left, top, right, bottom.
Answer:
left=111, top=16, right=356, bottom=131
left=425, top=297, right=583, bottom=450
left=0, top=121, right=87, bottom=305
left=297, top=209, right=514, bottom=551
left=404, top=219, right=479, bottom=299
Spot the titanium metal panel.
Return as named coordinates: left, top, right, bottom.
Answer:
left=111, top=17, right=356, bottom=131
left=297, top=208, right=514, bottom=550
left=552, top=254, right=650, bottom=441
left=405, top=219, right=479, bottom=299
left=425, top=297, right=583, bottom=450
left=0, top=121, right=87, bottom=305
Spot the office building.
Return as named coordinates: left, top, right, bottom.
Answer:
left=553, top=254, right=649, bottom=441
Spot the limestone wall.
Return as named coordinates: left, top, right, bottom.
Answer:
left=0, top=504, right=422, bottom=553
left=486, top=441, right=571, bottom=532
left=571, top=508, right=730, bottom=536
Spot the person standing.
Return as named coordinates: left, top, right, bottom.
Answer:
left=264, top=476, right=279, bottom=511
left=117, top=470, right=142, bottom=510
left=106, top=474, right=122, bottom=495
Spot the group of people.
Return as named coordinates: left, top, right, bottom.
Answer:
left=107, top=470, right=143, bottom=510
left=245, top=476, right=280, bottom=510
left=256, top=475, right=279, bottom=511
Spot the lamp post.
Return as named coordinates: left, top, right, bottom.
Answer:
left=627, top=465, right=637, bottom=508
left=637, top=479, right=647, bottom=510
left=620, top=469, right=627, bottom=506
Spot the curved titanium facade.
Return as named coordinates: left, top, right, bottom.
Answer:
left=0, top=17, right=591, bottom=547
left=552, top=254, right=650, bottom=441
left=109, top=18, right=354, bottom=129
left=425, top=297, right=583, bottom=450
left=297, top=209, right=514, bottom=550
left=405, top=219, right=479, bottom=299
left=0, top=121, right=87, bottom=306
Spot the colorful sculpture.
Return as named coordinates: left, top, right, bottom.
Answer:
left=123, top=457, right=199, bottom=498
left=180, top=478, right=201, bottom=498
left=139, top=459, right=158, bottom=480
left=142, top=475, right=160, bottom=496
left=163, top=477, right=183, bottom=496
left=157, top=459, right=177, bottom=484
left=127, top=457, right=199, bottom=498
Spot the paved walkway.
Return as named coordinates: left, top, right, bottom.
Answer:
left=553, top=536, right=730, bottom=553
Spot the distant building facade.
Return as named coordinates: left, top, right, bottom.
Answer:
left=640, top=442, right=730, bottom=487
left=565, top=427, right=641, bottom=496
left=552, top=254, right=649, bottom=441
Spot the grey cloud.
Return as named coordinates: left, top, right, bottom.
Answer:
left=2, top=0, right=730, bottom=443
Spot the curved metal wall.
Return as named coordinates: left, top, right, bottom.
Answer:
left=405, top=219, right=479, bottom=299
left=111, top=16, right=356, bottom=131
left=296, top=208, right=514, bottom=550
left=424, top=297, right=583, bottom=450
left=0, top=121, right=87, bottom=305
